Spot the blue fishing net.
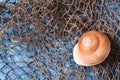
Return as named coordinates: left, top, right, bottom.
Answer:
left=0, top=0, right=120, bottom=80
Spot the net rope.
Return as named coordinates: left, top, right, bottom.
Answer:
left=0, top=0, right=119, bottom=80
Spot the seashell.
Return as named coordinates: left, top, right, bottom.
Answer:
left=73, top=31, right=111, bottom=66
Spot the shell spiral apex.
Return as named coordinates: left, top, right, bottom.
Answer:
left=73, top=31, right=111, bottom=66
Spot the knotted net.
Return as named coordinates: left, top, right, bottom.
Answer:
left=0, top=0, right=119, bottom=80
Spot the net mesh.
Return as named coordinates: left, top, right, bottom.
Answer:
left=0, top=0, right=120, bottom=80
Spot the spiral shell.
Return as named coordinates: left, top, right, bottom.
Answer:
left=73, top=31, right=111, bottom=66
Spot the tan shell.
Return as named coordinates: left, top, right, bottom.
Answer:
left=73, top=31, right=111, bottom=66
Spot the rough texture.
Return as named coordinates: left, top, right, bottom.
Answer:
left=0, top=0, right=119, bottom=80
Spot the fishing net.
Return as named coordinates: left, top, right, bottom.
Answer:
left=0, top=0, right=120, bottom=80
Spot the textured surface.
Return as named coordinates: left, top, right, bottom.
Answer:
left=0, top=0, right=120, bottom=80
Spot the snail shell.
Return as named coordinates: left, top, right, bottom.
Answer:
left=73, top=31, right=111, bottom=66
